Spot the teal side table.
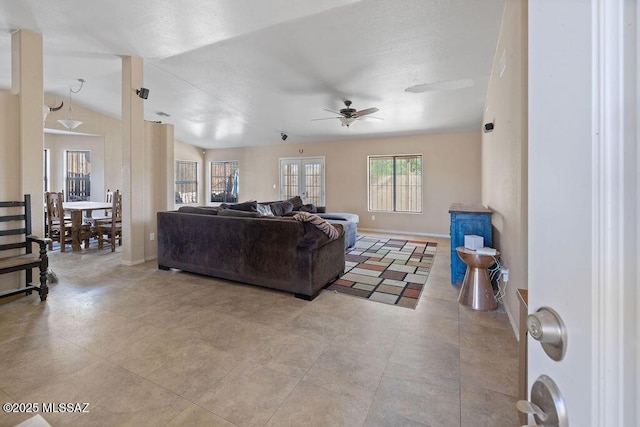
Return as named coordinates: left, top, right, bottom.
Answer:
left=449, top=203, right=493, bottom=285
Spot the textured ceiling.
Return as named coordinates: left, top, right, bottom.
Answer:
left=0, top=0, right=506, bottom=148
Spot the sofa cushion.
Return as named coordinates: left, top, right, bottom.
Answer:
left=217, top=208, right=261, bottom=218
left=317, top=212, right=359, bottom=224
left=299, top=204, right=317, bottom=213
left=293, top=212, right=339, bottom=240
left=177, top=206, right=220, bottom=215
left=221, top=200, right=258, bottom=212
left=270, top=200, right=294, bottom=216
left=326, top=219, right=357, bottom=249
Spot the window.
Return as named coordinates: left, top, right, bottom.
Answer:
left=43, top=149, right=50, bottom=192
left=210, top=161, right=239, bottom=203
left=368, top=154, right=422, bottom=213
left=175, top=160, right=198, bottom=204
left=66, top=150, right=91, bottom=201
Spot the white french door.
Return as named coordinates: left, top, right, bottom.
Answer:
left=527, top=1, right=638, bottom=426
left=279, top=157, right=325, bottom=206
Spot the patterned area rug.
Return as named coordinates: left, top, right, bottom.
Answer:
left=327, top=236, right=437, bottom=309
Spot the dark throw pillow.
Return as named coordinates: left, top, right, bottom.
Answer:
left=286, top=196, right=304, bottom=210
left=270, top=200, right=294, bottom=216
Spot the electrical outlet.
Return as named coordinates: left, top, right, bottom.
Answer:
left=500, top=268, right=509, bottom=282
left=150, top=232, right=155, bottom=241
left=371, top=215, right=375, bottom=221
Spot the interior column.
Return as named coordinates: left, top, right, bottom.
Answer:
left=160, top=123, right=175, bottom=212
left=11, top=30, right=44, bottom=237
left=121, top=56, right=145, bottom=264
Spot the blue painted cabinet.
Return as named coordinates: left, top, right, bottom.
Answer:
left=449, top=203, right=493, bottom=285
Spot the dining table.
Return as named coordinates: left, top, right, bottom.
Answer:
left=63, top=201, right=113, bottom=251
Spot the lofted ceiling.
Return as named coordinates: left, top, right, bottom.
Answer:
left=0, top=0, right=506, bottom=149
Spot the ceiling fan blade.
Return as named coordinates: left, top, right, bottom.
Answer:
left=311, top=117, right=342, bottom=121
left=357, top=116, right=384, bottom=122
left=323, top=108, right=343, bottom=115
left=404, top=78, right=474, bottom=93
left=355, top=107, right=379, bottom=117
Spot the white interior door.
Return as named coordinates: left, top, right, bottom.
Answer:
left=528, top=1, right=637, bottom=426
left=279, top=157, right=325, bottom=205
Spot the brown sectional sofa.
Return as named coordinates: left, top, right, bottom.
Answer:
left=157, top=210, right=345, bottom=300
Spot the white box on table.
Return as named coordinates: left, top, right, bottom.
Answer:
left=464, top=235, right=484, bottom=250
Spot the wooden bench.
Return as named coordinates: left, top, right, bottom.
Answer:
left=0, top=194, right=50, bottom=302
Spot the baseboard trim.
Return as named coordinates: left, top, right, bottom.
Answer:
left=145, top=255, right=157, bottom=262
left=120, top=258, right=146, bottom=266
left=357, top=227, right=450, bottom=239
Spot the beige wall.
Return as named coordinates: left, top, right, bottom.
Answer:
left=0, top=91, right=21, bottom=291
left=206, top=132, right=482, bottom=236
left=482, top=0, right=528, bottom=333
left=13, top=31, right=45, bottom=238
left=143, top=122, right=177, bottom=259
left=0, top=90, right=20, bottom=200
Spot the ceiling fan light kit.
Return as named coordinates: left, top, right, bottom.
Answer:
left=312, top=100, right=382, bottom=128
left=339, top=117, right=356, bottom=127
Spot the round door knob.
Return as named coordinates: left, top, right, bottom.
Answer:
left=527, top=307, right=567, bottom=361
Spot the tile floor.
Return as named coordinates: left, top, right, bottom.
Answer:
left=0, top=235, right=519, bottom=427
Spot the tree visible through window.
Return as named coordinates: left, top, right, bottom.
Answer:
left=175, top=160, right=198, bottom=204
left=368, top=155, right=422, bottom=212
left=210, top=161, right=239, bottom=203
left=66, top=150, right=91, bottom=201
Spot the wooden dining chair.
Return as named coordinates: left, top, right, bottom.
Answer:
left=86, top=188, right=115, bottom=226
left=45, top=191, right=72, bottom=252
left=95, top=190, right=122, bottom=252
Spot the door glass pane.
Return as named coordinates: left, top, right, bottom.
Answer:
left=281, top=163, right=299, bottom=200
left=304, top=162, right=322, bottom=206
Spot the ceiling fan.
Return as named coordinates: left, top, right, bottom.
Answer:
left=312, top=100, right=382, bottom=127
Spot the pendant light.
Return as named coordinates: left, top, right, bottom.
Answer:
left=58, top=79, right=85, bottom=130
